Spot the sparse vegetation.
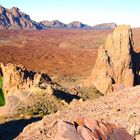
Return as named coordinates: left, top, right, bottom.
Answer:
left=77, top=85, right=104, bottom=101
left=17, top=92, right=66, bottom=117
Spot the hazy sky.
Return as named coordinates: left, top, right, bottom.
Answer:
left=0, top=0, right=140, bottom=27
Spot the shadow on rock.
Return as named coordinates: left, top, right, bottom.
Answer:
left=132, top=51, right=140, bottom=85
left=0, top=117, right=42, bottom=140
left=53, top=90, right=81, bottom=104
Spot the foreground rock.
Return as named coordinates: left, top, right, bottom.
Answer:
left=86, top=25, right=139, bottom=94
left=16, top=116, right=133, bottom=140
left=14, top=85, right=140, bottom=139
left=55, top=117, right=133, bottom=140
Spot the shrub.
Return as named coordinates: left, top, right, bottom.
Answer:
left=17, top=92, right=64, bottom=117
left=78, top=85, right=104, bottom=101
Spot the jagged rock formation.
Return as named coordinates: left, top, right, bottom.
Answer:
left=0, top=63, right=81, bottom=116
left=16, top=116, right=133, bottom=140
left=0, top=63, right=52, bottom=95
left=0, top=63, right=65, bottom=116
left=0, top=5, right=45, bottom=30
left=92, top=22, right=117, bottom=30
left=85, top=25, right=138, bottom=94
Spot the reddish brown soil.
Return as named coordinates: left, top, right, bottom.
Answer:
left=0, top=28, right=139, bottom=79
left=0, top=29, right=110, bottom=78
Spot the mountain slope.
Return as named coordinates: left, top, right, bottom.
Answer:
left=40, top=20, right=67, bottom=28
left=0, top=5, right=117, bottom=30
left=0, top=5, right=45, bottom=30
left=40, top=20, right=91, bottom=29
left=92, top=22, right=117, bottom=30
left=67, top=21, right=91, bottom=29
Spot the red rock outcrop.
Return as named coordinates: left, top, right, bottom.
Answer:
left=85, top=25, right=137, bottom=94
left=55, top=117, right=133, bottom=140
left=16, top=116, right=133, bottom=140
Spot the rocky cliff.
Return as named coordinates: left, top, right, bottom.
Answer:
left=85, top=25, right=140, bottom=94
left=0, top=5, right=45, bottom=30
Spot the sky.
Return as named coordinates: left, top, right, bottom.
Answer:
left=0, top=0, right=140, bottom=27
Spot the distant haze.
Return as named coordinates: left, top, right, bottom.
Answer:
left=1, top=0, right=140, bottom=27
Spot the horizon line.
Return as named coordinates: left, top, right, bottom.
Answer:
left=0, top=4, right=140, bottom=28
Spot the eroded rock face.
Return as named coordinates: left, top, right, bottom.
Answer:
left=0, top=63, right=54, bottom=115
left=86, top=25, right=137, bottom=94
left=0, top=63, right=52, bottom=95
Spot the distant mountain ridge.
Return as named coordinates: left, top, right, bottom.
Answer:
left=0, top=5, right=117, bottom=30
left=40, top=20, right=116, bottom=29
left=92, top=23, right=117, bottom=30
left=67, top=21, right=91, bottom=29
left=40, top=20, right=67, bottom=28
left=40, top=20, right=92, bottom=29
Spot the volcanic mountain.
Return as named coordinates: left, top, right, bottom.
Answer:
left=0, top=5, right=117, bottom=30
left=67, top=21, right=92, bottom=29
left=92, top=22, right=117, bottom=30
left=0, top=5, right=45, bottom=30
left=40, top=20, right=67, bottom=28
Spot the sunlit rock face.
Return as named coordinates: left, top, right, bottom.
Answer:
left=16, top=116, right=133, bottom=140
left=0, top=63, right=53, bottom=115
left=85, top=25, right=139, bottom=94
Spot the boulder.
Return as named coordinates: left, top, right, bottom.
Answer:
left=16, top=116, right=133, bottom=140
